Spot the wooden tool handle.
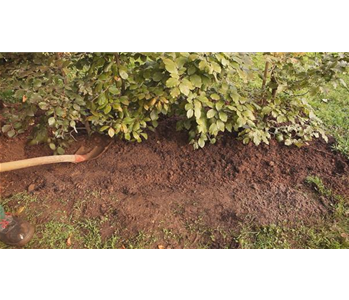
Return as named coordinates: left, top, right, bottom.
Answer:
left=0, top=155, right=85, bottom=173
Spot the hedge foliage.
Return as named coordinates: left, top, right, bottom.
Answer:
left=0, top=52, right=348, bottom=153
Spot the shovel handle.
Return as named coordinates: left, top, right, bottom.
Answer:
left=0, top=155, right=85, bottom=173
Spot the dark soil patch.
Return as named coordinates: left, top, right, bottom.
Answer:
left=1, top=118, right=348, bottom=248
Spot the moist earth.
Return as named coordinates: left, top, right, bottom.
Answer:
left=0, top=118, right=348, bottom=248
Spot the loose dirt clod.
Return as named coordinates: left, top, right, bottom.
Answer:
left=27, top=184, right=35, bottom=193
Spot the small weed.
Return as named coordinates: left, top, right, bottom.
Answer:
left=237, top=222, right=349, bottom=249
left=0, top=192, right=38, bottom=207
left=31, top=221, right=79, bottom=249
left=122, top=230, right=158, bottom=249
left=306, top=175, right=349, bottom=218
left=171, top=203, right=185, bottom=216
left=305, top=175, right=332, bottom=198
left=161, top=228, right=183, bottom=243
left=76, top=219, right=102, bottom=249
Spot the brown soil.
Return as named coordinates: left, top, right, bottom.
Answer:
left=1, top=118, right=348, bottom=248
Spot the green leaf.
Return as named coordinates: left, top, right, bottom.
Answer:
left=57, top=147, right=65, bottom=155
left=253, top=133, right=261, bottom=146
left=231, top=90, right=240, bottom=102
left=49, top=143, right=56, bottom=150
left=185, top=103, right=193, bottom=110
left=199, top=60, right=207, bottom=70
left=219, top=111, right=228, bottom=122
left=276, top=115, right=287, bottom=123
left=198, top=138, right=205, bottom=148
left=104, top=104, right=112, bottom=114
left=179, top=83, right=190, bottom=96
left=98, top=93, right=108, bottom=106
left=242, top=110, right=255, bottom=120
left=236, top=117, right=246, bottom=127
left=211, top=93, right=220, bottom=100
left=226, top=122, right=233, bottom=132
left=100, top=125, right=109, bottom=131
left=217, top=120, right=225, bottom=131
left=166, top=77, right=179, bottom=88
left=108, top=127, right=115, bottom=138
left=109, top=86, right=119, bottom=95
left=124, top=133, right=131, bottom=140
left=207, top=109, right=216, bottom=119
left=187, top=109, right=194, bottom=118
left=150, top=110, right=158, bottom=121
left=194, top=99, right=202, bottom=109
left=33, top=79, right=42, bottom=88
left=211, top=62, right=221, bottom=73
left=322, top=134, right=328, bottom=143
left=133, top=122, right=140, bottom=131
left=120, top=96, right=129, bottom=105
left=215, top=101, right=224, bottom=111
left=188, top=65, right=196, bottom=75
left=190, top=75, right=202, bottom=88
left=152, top=72, right=164, bottom=82
left=209, top=123, right=218, bottom=135
left=7, top=129, right=16, bottom=138
left=170, top=87, right=180, bottom=98
left=140, top=133, right=148, bottom=140
left=294, top=141, right=305, bottom=148
left=195, top=107, right=201, bottom=119
left=48, top=117, right=55, bottom=126
left=2, top=125, right=12, bottom=133
left=284, top=139, right=292, bottom=146
left=276, top=134, right=284, bottom=142
left=262, top=107, right=272, bottom=115
left=38, top=102, right=49, bottom=110
left=86, top=115, right=98, bottom=121
left=182, top=78, right=194, bottom=90
left=73, top=104, right=80, bottom=111
left=163, top=58, right=178, bottom=74
left=119, top=69, right=128, bottom=80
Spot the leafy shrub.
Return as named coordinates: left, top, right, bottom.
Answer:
left=0, top=52, right=348, bottom=153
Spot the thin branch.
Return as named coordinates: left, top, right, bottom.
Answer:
left=283, top=91, right=309, bottom=97
left=262, top=61, right=269, bottom=89
left=90, top=87, right=109, bottom=102
left=84, top=120, right=91, bottom=135
left=114, top=53, right=125, bottom=95
left=69, top=129, right=78, bottom=141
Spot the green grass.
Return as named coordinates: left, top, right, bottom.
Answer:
left=76, top=218, right=121, bottom=249
left=0, top=193, right=122, bottom=249
left=32, top=220, right=79, bottom=249
left=1, top=175, right=348, bottom=249
left=238, top=222, right=349, bottom=249
left=309, top=74, right=349, bottom=158
left=237, top=176, right=349, bottom=249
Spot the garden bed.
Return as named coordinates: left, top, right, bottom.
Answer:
left=1, top=118, right=348, bottom=248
